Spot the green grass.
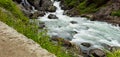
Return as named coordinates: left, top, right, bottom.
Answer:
left=111, top=10, right=120, bottom=17
left=106, top=50, right=120, bottom=57
left=0, top=0, right=74, bottom=57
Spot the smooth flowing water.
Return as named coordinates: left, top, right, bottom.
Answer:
left=38, top=1, right=120, bottom=50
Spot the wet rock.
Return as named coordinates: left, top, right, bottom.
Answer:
left=47, top=6, right=57, bottom=12
left=48, top=14, right=58, bottom=19
left=51, top=36, right=73, bottom=47
left=30, top=11, right=45, bottom=19
left=101, top=43, right=111, bottom=50
left=71, top=31, right=78, bottom=35
left=65, top=44, right=83, bottom=57
left=70, top=21, right=78, bottom=24
left=81, top=42, right=91, bottom=48
left=51, top=36, right=83, bottom=57
left=18, top=4, right=41, bottom=19
left=27, top=0, right=41, bottom=10
left=39, top=22, right=45, bottom=29
left=89, top=49, right=106, bottom=57
left=17, top=4, right=32, bottom=17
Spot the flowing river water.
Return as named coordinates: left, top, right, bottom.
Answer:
left=38, top=1, right=120, bottom=51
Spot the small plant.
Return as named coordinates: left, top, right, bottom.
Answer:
left=106, top=50, right=120, bottom=57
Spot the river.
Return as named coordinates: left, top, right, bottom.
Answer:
left=38, top=1, right=120, bottom=51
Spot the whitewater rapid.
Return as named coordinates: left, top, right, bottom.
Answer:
left=38, top=1, right=120, bottom=49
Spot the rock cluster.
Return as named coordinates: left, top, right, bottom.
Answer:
left=13, top=0, right=57, bottom=19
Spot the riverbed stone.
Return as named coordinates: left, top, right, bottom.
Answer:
left=39, top=22, right=45, bottom=29
left=51, top=36, right=73, bottom=47
left=81, top=42, right=91, bottom=48
left=70, top=21, right=78, bottom=24
left=51, top=36, right=83, bottom=57
left=48, top=14, right=58, bottom=19
left=89, top=49, right=106, bottom=57
left=30, top=11, right=45, bottom=19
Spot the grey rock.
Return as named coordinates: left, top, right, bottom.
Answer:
left=70, top=21, right=78, bottom=24
left=89, top=49, right=106, bottom=57
left=81, top=42, right=91, bottom=48
left=48, top=14, right=58, bottom=19
left=30, top=11, right=45, bottom=19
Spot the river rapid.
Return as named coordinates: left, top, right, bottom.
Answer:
left=38, top=1, right=120, bottom=51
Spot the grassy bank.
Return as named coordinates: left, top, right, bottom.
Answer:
left=106, top=50, right=120, bottom=57
left=0, top=0, right=73, bottom=57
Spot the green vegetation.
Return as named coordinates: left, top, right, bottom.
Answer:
left=64, top=0, right=108, bottom=14
left=64, top=0, right=78, bottom=7
left=76, top=0, right=98, bottom=14
left=111, top=10, right=120, bottom=17
left=107, top=50, right=120, bottom=57
left=0, top=0, right=74, bottom=57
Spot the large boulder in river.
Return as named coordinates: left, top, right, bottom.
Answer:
left=89, top=49, right=106, bottom=57
left=48, top=14, right=58, bottom=19
left=30, top=11, right=45, bottom=19
left=81, top=42, right=91, bottom=48
left=70, top=21, right=78, bottom=24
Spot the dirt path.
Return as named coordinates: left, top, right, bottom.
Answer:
left=0, top=21, right=56, bottom=57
